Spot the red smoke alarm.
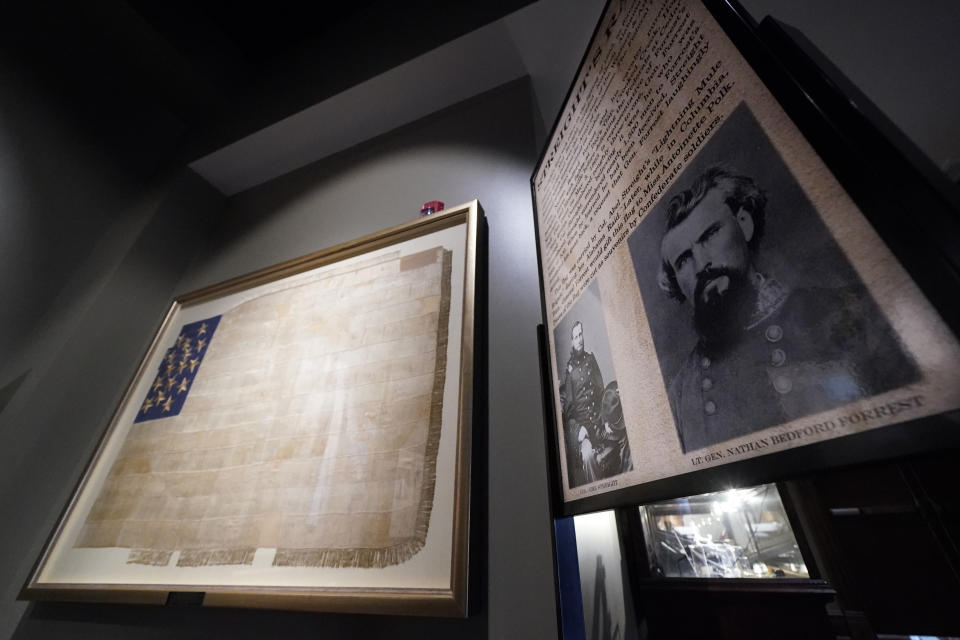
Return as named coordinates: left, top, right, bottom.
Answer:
left=420, top=200, right=445, bottom=217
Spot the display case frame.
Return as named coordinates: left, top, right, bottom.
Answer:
left=614, top=485, right=836, bottom=639
left=616, top=481, right=819, bottom=582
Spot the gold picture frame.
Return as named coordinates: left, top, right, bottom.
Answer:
left=21, top=201, right=482, bottom=617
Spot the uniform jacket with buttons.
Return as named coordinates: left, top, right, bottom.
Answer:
left=560, top=348, right=605, bottom=443
left=668, top=281, right=920, bottom=453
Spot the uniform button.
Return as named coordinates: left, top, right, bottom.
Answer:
left=701, top=377, right=713, bottom=391
left=765, top=325, right=783, bottom=342
left=701, top=356, right=711, bottom=369
left=704, top=400, right=717, bottom=415
left=770, top=348, right=786, bottom=367
left=773, top=375, right=792, bottom=394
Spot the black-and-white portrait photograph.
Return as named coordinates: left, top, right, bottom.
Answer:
left=627, top=102, right=921, bottom=453
left=555, top=280, right=634, bottom=488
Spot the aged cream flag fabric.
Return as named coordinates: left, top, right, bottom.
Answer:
left=77, top=247, right=452, bottom=569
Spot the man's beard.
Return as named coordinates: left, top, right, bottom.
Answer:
left=692, top=266, right=754, bottom=353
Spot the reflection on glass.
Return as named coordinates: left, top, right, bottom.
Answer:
left=639, top=483, right=808, bottom=579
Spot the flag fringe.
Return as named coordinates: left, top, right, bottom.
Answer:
left=126, top=549, right=173, bottom=566
left=273, top=539, right=425, bottom=569
left=176, top=548, right=257, bottom=567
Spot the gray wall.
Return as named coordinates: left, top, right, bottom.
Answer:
left=738, top=0, right=960, bottom=178
left=504, top=0, right=607, bottom=146
left=0, top=56, right=224, bottom=639
left=11, top=79, right=560, bottom=640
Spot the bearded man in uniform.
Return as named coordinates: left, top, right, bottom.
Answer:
left=657, top=166, right=919, bottom=453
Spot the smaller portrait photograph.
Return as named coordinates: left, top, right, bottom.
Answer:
left=554, top=280, right=634, bottom=488
left=628, top=102, right=921, bottom=453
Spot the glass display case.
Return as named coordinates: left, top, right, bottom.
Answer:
left=638, top=483, right=809, bottom=579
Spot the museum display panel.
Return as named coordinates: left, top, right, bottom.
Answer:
left=21, top=202, right=484, bottom=617
left=537, top=3, right=960, bottom=632
left=531, top=0, right=960, bottom=512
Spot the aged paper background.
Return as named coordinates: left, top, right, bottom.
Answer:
left=533, top=0, right=960, bottom=503
left=38, top=223, right=467, bottom=589
left=76, top=247, right=450, bottom=569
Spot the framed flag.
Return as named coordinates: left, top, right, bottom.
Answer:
left=21, top=201, right=483, bottom=617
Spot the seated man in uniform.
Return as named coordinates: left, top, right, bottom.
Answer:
left=559, top=321, right=605, bottom=486
left=559, top=322, right=634, bottom=485
left=657, top=166, right=920, bottom=452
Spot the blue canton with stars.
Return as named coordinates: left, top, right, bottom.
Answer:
left=135, top=315, right=221, bottom=423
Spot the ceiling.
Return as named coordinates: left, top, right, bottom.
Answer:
left=0, top=0, right=536, bottom=176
